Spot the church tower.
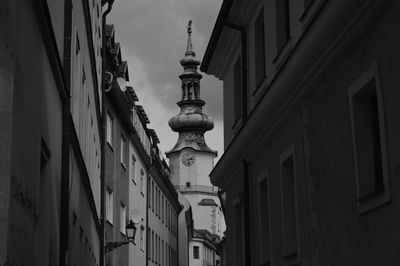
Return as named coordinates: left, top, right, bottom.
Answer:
left=166, top=21, right=223, bottom=236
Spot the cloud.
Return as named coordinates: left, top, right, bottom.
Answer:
left=108, top=0, right=223, bottom=157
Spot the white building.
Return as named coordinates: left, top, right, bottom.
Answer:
left=166, top=21, right=225, bottom=266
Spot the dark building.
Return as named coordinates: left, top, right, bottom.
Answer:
left=1, top=0, right=108, bottom=265
left=201, top=0, right=400, bottom=265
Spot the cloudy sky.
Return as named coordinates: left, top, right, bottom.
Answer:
left=108, top=0, right=224, bottom=161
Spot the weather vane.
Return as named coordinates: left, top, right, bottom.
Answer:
left=187, top=20, right=192, bottom=35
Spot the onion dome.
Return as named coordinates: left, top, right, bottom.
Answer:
left=166, top=20, right=217, bottom=155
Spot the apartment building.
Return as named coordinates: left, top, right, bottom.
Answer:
left=0, top=0, right=107, bottom=265
left=201, top=0, right=400, bottom=265
left=147, top=140, right=181, bottom=266
left=103, top=24, right=150, bottom=266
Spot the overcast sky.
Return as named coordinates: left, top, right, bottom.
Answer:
left=108, top=0, right=224, bottom=161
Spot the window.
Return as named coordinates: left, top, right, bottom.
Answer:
left=152, top=231, right=154, bottom=261
left=186, top=182, right=191, bottom=188
left=140, top=169, right=145, bottom=195
left=276, top=0, right=291, bottom=53
left=254, top=8, right=266, bottom=88
left=120, top=135, right=126, bottom=166
left=130, top=154, right=136, bottom=183
left=106, top=112, right=113, bottom=146
left=152, top=181, right=155, bottom=211
left=193, top=246, right=200, bottom=259
left=233, top=56, right=242, bottom=123
left=280, top=148, right=298, bottom=257
left=161, top=195, right=164, bottom=223
left=233, top=196, right=244, bottom=265
left=106, top=189, right=113, bottom=224
left=148, top=177, right=151, bottom=209
left=81, top=66, right=86, bottom=84
left=120, top=203, right=126, bottom=235
left=258, top=171, right=271, bottom=264
left=348, top=63, right=389, bottom=213
left=140, top=226, right=144, bottom=250
left=75, top=32, right=80, bottom=55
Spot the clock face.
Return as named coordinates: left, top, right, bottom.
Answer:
left=181, top=151, right=195, bottom=167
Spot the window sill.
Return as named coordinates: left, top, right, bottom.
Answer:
left=141, top=192, right=145, bottom=197
left=121, top=162, right=127, bottom=171
left=231, top=115, right=243, bottom=135
left=357, top=190, right=390, bottom=215
left=252, top=76, right=268, bottom=104
left=132, top=178, right=137, bottom=185
left=283, top=251, right=300, bottom=266
left=273, top=38, right=293, bottom=73
left=106, top=220, right=113, bottom=226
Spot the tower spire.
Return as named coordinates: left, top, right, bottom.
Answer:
left=185, top=20, right=195, bottom=56
left=166, top=21, right=217, bottom=156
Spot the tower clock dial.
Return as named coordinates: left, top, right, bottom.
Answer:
left=182, top=151, right=195, bottom=167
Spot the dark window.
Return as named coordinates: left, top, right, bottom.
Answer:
left=281, top=153, right=298, bottom=257
left=234, top=56, right=242, bottom=122
left=186, top=182, right=191, bottom=188
left=276, top=0, right=291, bottom=53
left=193, top=246, right=199, bottom=259
left=75, top=33, right=80, bottom=55
left=351, top=80, right=384, bottom=199
left=259, top=178, right=270, bottom=263
left=254, top=9, right=266, bottom=88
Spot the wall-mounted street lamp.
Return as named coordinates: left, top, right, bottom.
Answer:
left=105, top=212, right=143, bottom=253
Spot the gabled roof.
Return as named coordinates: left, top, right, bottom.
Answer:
left=136, top=105, right=150, bottom=124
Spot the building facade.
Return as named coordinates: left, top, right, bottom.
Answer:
left=201, top=0, right=400, bottom=265
left=147, top=139, right=181, bottom=266
left=167, top=21, right=224, bottom=266
left=0, top=0, right=107, bottom=265
left=103, top=23, right=149, bottom=266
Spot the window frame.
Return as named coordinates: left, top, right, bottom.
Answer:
left=257, top=169, right=271, bottom=265
left=348, top=62, right=389, bottom=214
left=106, top=111, right=113, bottom=147
left=120, top=202, right=126, bottom=235
left=106, top=188, right=113, bottom=224
left=279, top=145, right=300, bottom=264
left=193, top=245, right=200, bottom=259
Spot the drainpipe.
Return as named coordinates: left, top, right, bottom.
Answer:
left=101, top=1, right=114, bottom=266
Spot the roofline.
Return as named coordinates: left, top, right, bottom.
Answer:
left=200, top=0, right=234, bottom=73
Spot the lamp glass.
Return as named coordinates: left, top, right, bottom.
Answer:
left=125, top=220, right=137, bottom=241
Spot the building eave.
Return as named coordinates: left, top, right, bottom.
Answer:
left=209, top=0, right=384, bottom=189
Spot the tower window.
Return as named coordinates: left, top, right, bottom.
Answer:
left=193, top=246, right=199, bottom=259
